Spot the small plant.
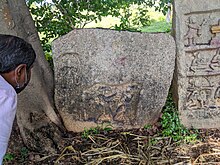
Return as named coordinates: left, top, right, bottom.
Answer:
left=82, top=127, right=100, bottom=139
left=19, top=147, right=29, bottom=162
left=102, top=123, right=113, bottom=133
left=160, top=91, right=198, bottom=142
left=82, top=123, right=113, bottom=139
left=3, top=153, right=15, bottom=162
left=143, top=124, right=152, bottom=130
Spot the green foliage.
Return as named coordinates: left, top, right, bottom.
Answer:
left=45, top=51, right=53, bottom=68
left=27, top=0, right=171, bottom=60
left=82, top=127, right=100, bottom=139
left=3, top=147, right=29, bottom=163
left=143, top=124, right=152, bottom=129
left=154, top=0, right=172, bottom=15
left=3, top=153, right=15, bottom=162
left=160, top=92, right=198, bottom=142
left=82, top=123, right=113, bottom=139
left=141, top=20, right=171, bottom=33
left=20, top=147, right=29, bottom=162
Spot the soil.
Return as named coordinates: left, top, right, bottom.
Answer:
left=4, top=119, right=220, bottom=165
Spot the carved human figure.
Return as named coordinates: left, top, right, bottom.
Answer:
left=197, top=90, right=207, bottom=108
left=184, top=16, right=202, bottom=46
left=190, top=52, right=207, bottom=72
left=188, top=77, right=212, bottom=89
left=209, top=48, right=220, bottom=70
left=186, top=90, right=200, bottom=109
left=186, top=89, right=208, bottom=109
left=82, top=82, right=141, bottom=125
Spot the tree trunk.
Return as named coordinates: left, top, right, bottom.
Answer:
left=0, top=0, right=66, bottom=153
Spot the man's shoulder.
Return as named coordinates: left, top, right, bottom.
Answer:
left=0, top=76, right=16, bottom=98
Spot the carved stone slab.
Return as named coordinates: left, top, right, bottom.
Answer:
left=173, top=0, right=220, bottom=128
left=52, top=29, right=175, bottom=132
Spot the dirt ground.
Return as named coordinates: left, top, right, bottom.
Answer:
left=4, top=119, right=220, bottom=165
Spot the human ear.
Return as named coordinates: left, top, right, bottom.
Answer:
left=15, top=64, right=27, bottom=83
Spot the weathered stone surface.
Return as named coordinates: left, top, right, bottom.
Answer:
left=52, top=29, right=175, bottom=132
left=173, top=0, right=220, bottom=128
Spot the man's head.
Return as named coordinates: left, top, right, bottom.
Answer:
left=0, top=34, right=36, bottom=93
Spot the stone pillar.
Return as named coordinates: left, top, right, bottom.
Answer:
left=173, top=0, right=220, bottom=128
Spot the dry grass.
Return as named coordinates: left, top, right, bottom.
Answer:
left=26, top=129, right=219, bottom=165
left=6, top=121, right=220, bottom=165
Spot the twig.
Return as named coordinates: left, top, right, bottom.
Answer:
left=193, top=152, right=220, bottom=165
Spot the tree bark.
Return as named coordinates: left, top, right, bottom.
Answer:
left=0, top=0, right=65, bottom=153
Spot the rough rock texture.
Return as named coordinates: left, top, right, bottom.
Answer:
left=52, top=29, right=175, bottom=132
left=173, top=0, right=220, bottom=128
left=0, top=0, right=64, bottom=153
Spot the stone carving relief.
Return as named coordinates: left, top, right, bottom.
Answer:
left=210, top=19, right=220, bottom=46
left=184, top=15, right=220, bottom=77
left=209, top=48, right=220, bottom=71
left=184, top=16, right=203, bottom=46
left=55, top=53, right=83, bottom=109
left=53, top=28, right=175, bottom=131
left=186, top=77, right=212, bottom=110
left=185, top=76, right=220, bottom=119
left=189, top=51, right=209, bottom=73
left=187, top=48, right=220, bottom=76
left=186, top=89, right=209, bottom=109
left=56, top=53, right=82, bottom=88
left=81, top=82, right=142, bottom=125
left=184, top=12, right=220, bottom=47
left=186, top=109, right=220, bottom=120
left=174, top=0, right=220, bottom=128
left=214, top=84, right=220, bottom=106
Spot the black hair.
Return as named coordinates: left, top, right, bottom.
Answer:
left=0, top=34, right=36, bottom=73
